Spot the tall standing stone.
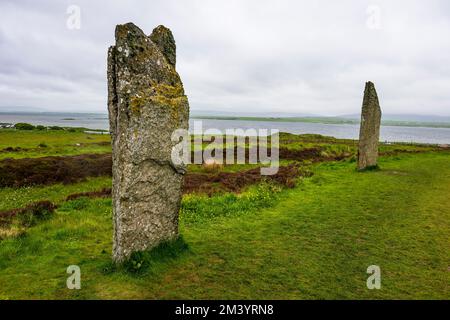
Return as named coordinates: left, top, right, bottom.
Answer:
left=358, top=81, right=382, bottom=170
left=107, top=23, right=189, bottom=263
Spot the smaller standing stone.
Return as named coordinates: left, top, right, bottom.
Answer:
left=358, top=81, right=382, bottom=170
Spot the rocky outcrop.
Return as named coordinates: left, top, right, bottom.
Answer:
left=107, top=23, right=189, bottom=263
left=358, top=81, right=382, bottom=170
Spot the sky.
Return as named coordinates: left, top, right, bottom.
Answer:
left=0, top=0, right=450, bottom=116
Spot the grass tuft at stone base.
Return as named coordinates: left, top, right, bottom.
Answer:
left=357, top=164, right=380, bottom=172
left=104, top=236, right=190, bottom=276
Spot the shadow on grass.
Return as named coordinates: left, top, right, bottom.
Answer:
left=102, top=236, right=190, bottom=276
left=357, top=165, right=380, bottom=172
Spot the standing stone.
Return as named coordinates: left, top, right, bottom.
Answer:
left=358, top=81, right=382, bottom=170
left=107, top=23, right=189, bottom=263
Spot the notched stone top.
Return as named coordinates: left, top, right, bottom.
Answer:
left=109, top=22, right=186, bottom=117
left=108, top=22, right=189, bottom=164
left=150, top=25, right=177, bottom=67
left=113, top=22, right=180, bottom=80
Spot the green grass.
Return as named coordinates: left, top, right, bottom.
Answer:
left=0, top=152, right=448, bottom=299
left=0, top=129, right=435, bottom=165
left=0, top=130, right=110, bottom=160
left=180, top=183, right=283, bottom=224
left=0, top=177, right=111, bottom=211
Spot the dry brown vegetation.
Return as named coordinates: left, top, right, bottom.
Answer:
left=183, top=164, right=312, bottom=195
left=0, top=153, right=112, bottom=188
left=0, top=163, right=312, bottom=224
left=0, top=147, right=349, bottom=189
left=66, top=188, right=112, bottom=201
left=0, top=200, right=56, bottom=227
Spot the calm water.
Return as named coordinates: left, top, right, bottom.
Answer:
left=0, top=113, right=109, bottom=131
left=1, top=112, right=450, bottom=144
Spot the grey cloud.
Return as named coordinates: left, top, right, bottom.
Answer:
left=0, top=0, right=449, bottom=115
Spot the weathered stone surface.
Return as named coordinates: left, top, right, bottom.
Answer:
left=358, top=81, right=382, bottom=170
left=107, top=23, right=189, bottom=263
left=150, top=25, right=176, bottom=67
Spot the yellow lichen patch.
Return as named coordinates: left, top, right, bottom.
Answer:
left=115, top=26, right=128, bottom=39
left=149, top=96, right=187, bottom=124
left=151, top=81, right=184, bottom=99
left=129, top=81, right=187, bottom=120
left=129, top=95, right=145, bottom=116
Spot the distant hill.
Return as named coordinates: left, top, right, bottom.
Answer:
left=1, top=108, right=449, bottom=128
left=341, top=113, right=450, bottom=123
left=191, top=110, right=450, bottom=123
left=191, top=114, right=450, bottom=129
left=190, top=110, right=316, bottom=118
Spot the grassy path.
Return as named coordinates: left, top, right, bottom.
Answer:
left=0, top=152, right=449, bottom=299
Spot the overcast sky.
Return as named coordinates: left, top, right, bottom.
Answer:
left=0, top=0, right=449, bottom=116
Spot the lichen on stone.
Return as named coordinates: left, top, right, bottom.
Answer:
left=358, top=81, right=382, bottom=170
left=150, top=25, right=177, bottom=67
left=107, top=22, right=189, bottom=263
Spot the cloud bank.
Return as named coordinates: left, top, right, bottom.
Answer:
left=0, top=0, right=449, bottom=115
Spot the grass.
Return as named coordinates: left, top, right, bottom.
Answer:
left=0, top=151, right=449, bottom=299
left=0, top=130, right=436, bottom=162
left=0, top=130, right=110, bottom=160
left=0, top=177, right=112, bottom=211
left=180, top=182, right=283, bottom=224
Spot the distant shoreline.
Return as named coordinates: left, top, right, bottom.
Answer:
left=191, top=115, right=450, bottom=129
left=1, top=111, right=450, bottom=129
left=1, top=112, right=450, bottom=144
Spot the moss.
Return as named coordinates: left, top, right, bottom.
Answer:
left=152, top=81, right=183, bottom=98
left=129, top=95, right=144, bottom=116
left=115, top=25, right=128, bottom=40
left=128, top=81, right=187, bottom=119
